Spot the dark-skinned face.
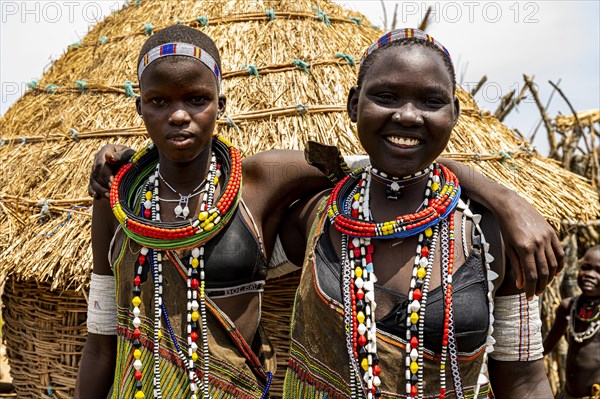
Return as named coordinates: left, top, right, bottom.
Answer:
left=578, top=247, right=600, bottom=297
left=348, top=45, right=459, bottom=177
left=136, top=57, right=225, bottom=166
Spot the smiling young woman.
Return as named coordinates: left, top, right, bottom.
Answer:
left=281, top=29, right=553, bottom=399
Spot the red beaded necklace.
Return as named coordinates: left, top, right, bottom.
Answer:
left=329, top=163, right=462, bottom=399
left=110, top=135, right=242, bottom=250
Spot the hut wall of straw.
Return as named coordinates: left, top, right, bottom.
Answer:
left=0, top=0, right=598, bottom=397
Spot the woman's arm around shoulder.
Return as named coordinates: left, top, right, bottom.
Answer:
left=74, top=198, right=118, bottom=399
left=278, top=189, right=331, bottom=267
left=242, top=150, right=331, bottom=256
left=242, top=149, right=330, bottom=211
left=440, top=158, right=564, bottom=298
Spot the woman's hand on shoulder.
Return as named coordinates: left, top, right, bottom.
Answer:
left=439, top=159, right=564, bottom=298
left=88, top=145, right=135, bottom=199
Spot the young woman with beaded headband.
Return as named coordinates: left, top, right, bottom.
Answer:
left=76, top=25, right=285, bottom=399
left=279, top=28, right=554, bottom=399
left=82, top=25, right=562, bottom=399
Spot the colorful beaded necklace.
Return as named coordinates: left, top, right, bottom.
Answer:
left=328, top=163, right=464, bottom=399
left=110, top=135, right=242, bottom=250
left=569, top=297, right=600, bottom=343
left=112, top=136, right=271, bottom=398
left=327, top=163, right=460, bottom=240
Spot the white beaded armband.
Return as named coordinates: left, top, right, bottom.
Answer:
left=490, top=293, right=543, bottom=361
left=87, top=272, right=118, bottom=335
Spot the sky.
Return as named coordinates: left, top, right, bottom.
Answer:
left=1, top=0, right=599, bottom=155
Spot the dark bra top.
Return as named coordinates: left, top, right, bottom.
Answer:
left=198, top=204, right=268, bottom=296
left=315, top=220, right=490, bottom=354
left=127, top=204, right=268, bottom=298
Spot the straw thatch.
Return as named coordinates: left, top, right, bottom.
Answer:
left=554, top=109, right=600, bottom=132
left=0, top=0, right=599, bottom=397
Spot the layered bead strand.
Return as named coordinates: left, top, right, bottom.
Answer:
left=329, top=163, right=464, bottom=399
left=439, top=214, right=462, bottom=399
left=132, top=245, right=150, bottom=399
left=110, top=136, right=242, bottom=250
left=150, top=170, right=164, bottom=398
left=405, top=227, right=432, bottom=398
left=415, top=227, right=439, bottom=398
left=187, top=246, right=204, bottom=399
left=404, top=167, right=438, bottom=398
left=341, top=234, right=361, bottom=398
left=348, top=169, right=382, bottom=399
left=341, top=180, right=364, bottom=397
left=133, top=154, right=217, bottom=398
left=327, top=164, right=460, bottom=240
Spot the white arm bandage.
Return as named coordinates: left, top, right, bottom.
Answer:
left=490, top=293, right=543, bottom=361
left=87, top=272, right=118, bottom=335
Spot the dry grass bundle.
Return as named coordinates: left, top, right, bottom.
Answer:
left=0, top=0, right=599, bottom=397
left=555, top=109, right=600, bottom=132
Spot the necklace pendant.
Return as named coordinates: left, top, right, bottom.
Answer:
left=386, top=183, right=402, bottom=200
left=175, top=194, right=190, bottom=219
left=174, top=204, right=184, bottom=218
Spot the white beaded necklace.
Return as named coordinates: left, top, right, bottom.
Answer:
left=133, top=154, right=217, bottom=399
left=569, top=298, right=600, bottom=343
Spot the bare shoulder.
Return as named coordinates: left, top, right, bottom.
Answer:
left=242, top=148, right=330, bottom=217
left=558, top=297, right=573, bottom=313
left=242, top=149, right=301, bottom=183
left=549, top=297, right=572, bottom=322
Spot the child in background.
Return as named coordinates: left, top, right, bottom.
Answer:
left=544, top=245, right=600, bottom=399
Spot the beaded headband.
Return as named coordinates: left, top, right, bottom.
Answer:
left=360, top=28, right=451, bottom=65
left=138, top=42, right=221, bottom=89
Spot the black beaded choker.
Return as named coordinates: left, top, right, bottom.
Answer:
left=370, top=165, right=433, bottom=200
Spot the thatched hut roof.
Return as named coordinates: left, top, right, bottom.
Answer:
left=0, top=0, right=598, bottom=292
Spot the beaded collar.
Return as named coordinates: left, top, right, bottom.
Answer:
left=370, top=166, right=432, bottom=200
left=327, top=163, right=460, bottom=240
left=569, top=296, right=600, bottom=343
left=326, top=163, right=485, bottom=399
left=110, top=135, right=242, bottom=250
